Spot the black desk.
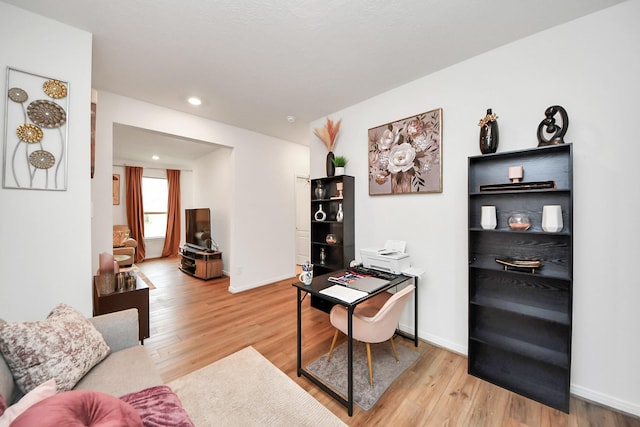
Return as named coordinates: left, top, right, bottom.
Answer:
left=293, top=270, right=418, bottom=416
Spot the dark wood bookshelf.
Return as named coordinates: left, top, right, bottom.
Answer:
left=468, top=144, right=573, bottom=412
left=309, top=175, right=354, bottom=313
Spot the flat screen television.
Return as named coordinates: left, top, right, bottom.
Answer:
left=185, top=208, right=212, bottom=251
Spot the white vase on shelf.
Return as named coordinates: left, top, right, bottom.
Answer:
left=542, top=205, right=563, bottom=232
left=336, top=203, right=344, bottom=222
left=314, top=204, right=326, bottom=221
left=480, top=205, right=497, bottom=230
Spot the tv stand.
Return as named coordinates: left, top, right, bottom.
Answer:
left=179, top=246, right=222, bottom=280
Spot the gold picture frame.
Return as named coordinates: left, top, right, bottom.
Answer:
left=112, top=174, right=120, bottom=205
left=368, top=108, right=442, bottom=195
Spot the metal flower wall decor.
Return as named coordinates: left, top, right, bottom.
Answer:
left=3, top=67, right=69, bottom=190
left=368, top=108, right=442, bottom=195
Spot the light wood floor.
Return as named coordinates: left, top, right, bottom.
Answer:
left=139, top=257, right=639, bottom=426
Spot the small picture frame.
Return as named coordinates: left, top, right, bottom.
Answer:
left=112, top=174, right=120, bottom=205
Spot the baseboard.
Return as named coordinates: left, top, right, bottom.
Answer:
left=571, top=384, right=640, bottom=418
left=228, top=272, right=295, bottom=294
left=402, top=325, right=467, bottom=356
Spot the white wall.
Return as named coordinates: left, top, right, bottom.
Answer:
left=192, top=147, right=232, bottom=274
left=92, top=91, right=310, bottom=293
left=0, top=3, right=93, bottom=320
left=310, top=0, right=640, bottom=415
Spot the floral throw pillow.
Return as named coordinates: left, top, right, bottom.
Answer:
left=0, top=304, right=110, bottom=394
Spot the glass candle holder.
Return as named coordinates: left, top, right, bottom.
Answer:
left=508, top=213, right=531, bottom=230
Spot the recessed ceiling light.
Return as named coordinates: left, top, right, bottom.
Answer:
left=286, top=115, right=296, bottom=123
left=152, top=155, right=160, bottom=160
left=188, top=97, right=202, bottom=106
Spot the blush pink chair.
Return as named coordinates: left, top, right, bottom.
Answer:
left=327, top=284, right=416, bottom=386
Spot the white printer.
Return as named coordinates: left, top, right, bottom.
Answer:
left=360, top=240, right=411, bottom=274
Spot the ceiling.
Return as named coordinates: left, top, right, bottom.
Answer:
left=5, top=0, right=625, bottom=162
left=113, top=124, right=224, bottom=168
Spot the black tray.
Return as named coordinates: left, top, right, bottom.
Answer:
left=479, top=180, right=556, bottom=192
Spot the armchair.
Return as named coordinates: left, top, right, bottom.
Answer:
left=113, top=225, right=137, bottom=267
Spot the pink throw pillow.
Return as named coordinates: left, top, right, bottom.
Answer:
left=120, top=385, right=195, bottom=427
left=0, top=379, right=57, bottom=427
left=0, top=393, right=6, bottom=416
left=11, top=390, right=143, bottom=427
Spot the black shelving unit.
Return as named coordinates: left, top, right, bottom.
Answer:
left=468, top=144, right=573, bottom=412
left=310, top=175, right=354, bottom=313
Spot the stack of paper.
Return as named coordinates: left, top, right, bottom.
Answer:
left=319, top=285, right=367, bottom=303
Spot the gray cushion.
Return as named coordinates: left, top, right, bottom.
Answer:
left=0, top=353, right=14, bottom=405
left=74, top=346, right=162, bottom=397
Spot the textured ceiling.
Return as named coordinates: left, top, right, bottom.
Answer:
left=4, top=0, right=625, bottom=160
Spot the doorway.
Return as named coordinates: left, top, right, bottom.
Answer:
left=295, top=176, right=310, bottom=266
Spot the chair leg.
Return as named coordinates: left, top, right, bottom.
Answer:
left=327, top=329, right=340, bottom=362
left=366, top=343, right=374, bottom=386
left=389, top=337, right=399, bottom=361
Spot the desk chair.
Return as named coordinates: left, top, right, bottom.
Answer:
left=327, top=284, right=416, bottom=386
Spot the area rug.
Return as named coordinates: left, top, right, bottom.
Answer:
left=306, top=340, right=420, bottom=411
left=167, top=346, right=346, bottom=426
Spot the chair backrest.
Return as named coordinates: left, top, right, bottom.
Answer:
left=369, top=284, right=415, bottom=322
left=353, top=284, right=415, bottom=344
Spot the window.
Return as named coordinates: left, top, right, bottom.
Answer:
left=142, top=177, right=167, bottom=238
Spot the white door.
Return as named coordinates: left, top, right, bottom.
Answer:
left=295, top=176, right=310, bottom=265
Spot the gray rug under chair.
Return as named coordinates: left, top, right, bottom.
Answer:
left=306, top=339, right=420, bottom=411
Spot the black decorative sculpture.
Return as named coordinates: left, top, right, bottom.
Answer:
left=537, top=105, right=569, bottom=146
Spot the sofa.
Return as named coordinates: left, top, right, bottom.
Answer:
left=113, top=224, right=137, bottom=267
left=0, top=307, right=194, bottom=426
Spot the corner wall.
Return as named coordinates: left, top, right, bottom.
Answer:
left=310, top=0, right=640, bottom=416
left=192, top=147, right=232, bottom=274
left=0, top=3, right=93, bottom=320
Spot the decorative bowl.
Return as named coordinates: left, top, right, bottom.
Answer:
left=325, top=234, right=337, bottom=244
left=508, top=213, right=531, bottom=230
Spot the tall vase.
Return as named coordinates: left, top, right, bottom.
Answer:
left=479, top=108, right=499, bottom=154
left=326, top=152, right=335, bottom=177
left=336, top=203, right=344, bottom=222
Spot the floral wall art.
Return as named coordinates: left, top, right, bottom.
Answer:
left=3, top=67, right=69, bottom=190
left=368, top=108, right=442, bottom=195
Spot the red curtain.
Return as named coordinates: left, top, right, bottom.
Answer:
left=125, top=166, right=146, bottom=263
left=161, top=169, right=181, bottom=257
